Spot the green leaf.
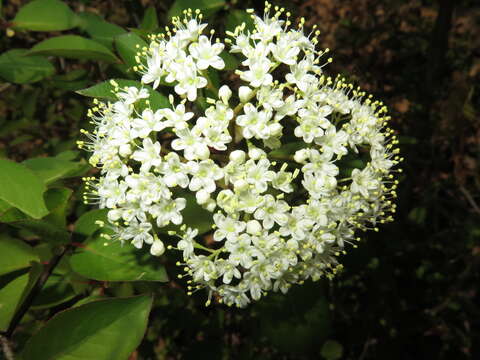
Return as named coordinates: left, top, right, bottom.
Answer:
left=0, top=159, right=48, bottom=219
left=168, top=0, right=226, bottom=19
left=115, top=32, right=148, bottom=68
left=70, top=233, right=168, bottom=282
left=0, top=49, right=55, bottom=84
left=76, top=79, right=169, bottom=110
left=226, top=9, right=255, bottom=33
left=0, top=235, right=38, bottom=276
left=140, top=6, right=159, bottom=31
left=23, top=156, right=84, bottom=185
left=0, top=269, right=30, bottom=331
left=0, top=199, right=11, bottom=215
left=28, top=35, right=120, bottom=63
left=77, top=12, right=126, bottom=48
left=11, top=0, right=77, bottom=31
left=74, top=209, right=109, bottom=237
left=321, top=340, right=343, bottom=360
left=21, top=295, right=153, bottom=360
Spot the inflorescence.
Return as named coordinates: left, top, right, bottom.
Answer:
left=78, top=2, right=402, bottom=307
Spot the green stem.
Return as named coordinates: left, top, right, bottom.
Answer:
left=193, top=241, right=216, bottom=253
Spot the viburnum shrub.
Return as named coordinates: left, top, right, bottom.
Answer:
left=78, top=2, right=402, bottom=307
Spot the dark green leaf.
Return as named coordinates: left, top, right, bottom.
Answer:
left=269, top=142, right=305, bottom=158
left=0, top=235, right=38, bottom=276
left=21, top=295, right=153, bottom=360
left=254, top=282, right=331, bottom=354
left=140, top=6, right=159, bottom=31
left=43, top=187, right=73, bottom=228
left=74, top=209, right=109, bottom=237
left=11, top=0, right=77, bottom=31
left=220, top=51, right=239, bottom=71
left=77, top=12, right=126, bottom=48
left=0, top=159, right=48, bottom=219
left=160, top=192, right=213, bottom=235
left=115, top=32, right=147, bottom=68
left=0, top=188, right=72, bottom=244
left=321, top=340, right=343, bottom=360
left=31, top=273, right=76, bottom=309
left=226, top=9, right=255, bottom=33
left=70, top=232, right=168, bottom=282
left=0, top=49, right=55, bottom=84
left=168, top=0, right=226, bottom=19
left=28, top=35, right=120, bottom=63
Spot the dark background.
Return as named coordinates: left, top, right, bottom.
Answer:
left=1, top=0, right=479, bottom=359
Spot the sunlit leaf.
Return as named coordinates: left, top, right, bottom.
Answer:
left=77, top=12, right=126, bottom=48
left=23, top=156, right=84, bottom=185
left=29, top=35, right=120, bottom=63
left=0, top=159, right=48, bottom=219
left=115, top=32, right=147, bottom=68
left=76, top=79, right=169, bottom=110
left=11, top=0, right=77, bottom=32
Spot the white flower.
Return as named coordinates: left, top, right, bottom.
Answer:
left=159, top=103, right=193, bottom=130
left=81, top=4, right=400, bottom=308
left=240, top=59, right=273, bottom=88
left=189, top=35, right=225, bottom=70
left=178, top=227, right=198, bottom=259
left=174, top=72, right=208, bottom=101
left=236, top=103, right=272, bottom=139
left=131, top=138, right=162, bottom=172
left=213, top=213, right=246, bottom=242
left=254, top=195, right=290, bottom=229
left=116, top=86, right=149, bottom=105
left=151, top=197, right=186, bottom=227
left=131, top=108, right=168, bottom=138
left=157, top=152, right=189, bottom=188
left=171, top=128, right=210, bottom=160
left=188, top=160, right=223, bottom=193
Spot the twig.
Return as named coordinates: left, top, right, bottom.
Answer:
left=459, top=185, right=480, bottom=216
left=0, top=335, right=14, bottom=360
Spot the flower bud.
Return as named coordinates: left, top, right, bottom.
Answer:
left=246, top=220, right=262, bottom=235
left=234, top=179, right=249, bottom=191
left=294, top=149, right=309, bottom=163
left=238, top=86, right=252, bottom=103
left=248, top=147, right=265, bottom=160
left=150, top=239, right=165, bottom=256
left=196, top=189, right=210, bottom=204
left=229, top=150, right=246, bottom=163
left=218, top=85, right=232, bottom=104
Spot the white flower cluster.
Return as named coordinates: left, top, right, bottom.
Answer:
left=79, top=3, right=402, bottom=307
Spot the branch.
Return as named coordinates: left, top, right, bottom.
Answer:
left=3, top=246, right=69, bottom=338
